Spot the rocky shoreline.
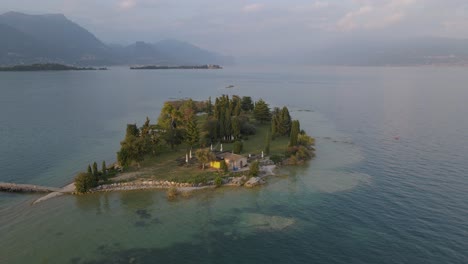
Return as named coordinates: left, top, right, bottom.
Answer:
left=89, top=165, right=275, bottom=193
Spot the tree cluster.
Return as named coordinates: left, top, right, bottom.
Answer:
left=253, top=99, right=271, bottom=123
left=271, top=106, right=292, bottom=138
left=75, top=161, right=108, bottom=193
left=204, top=95, right=256, bottom=143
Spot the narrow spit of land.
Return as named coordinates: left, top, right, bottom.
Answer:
left=130, top=64, right=222, bottom=70
left=0, top=63, right=107, bottom=71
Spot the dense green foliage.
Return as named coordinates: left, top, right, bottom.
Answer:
left=271, top=106, right=292, bottom=138
left=289, top=120, right=301, bottom=147
left=220, top=160, right=228, bottom=173
left=249, top=161, right=260, bottom=177
left=253, top=99, right=271, bottom=123
left=74, top=172, right=97, bottom=193
left=195, top=148, right=215, bottom=170
left=233, top=141, right=243, bottom=154
left=214, top=176, right=223, bottom=187
left=241, top=96, right=254, bottom=112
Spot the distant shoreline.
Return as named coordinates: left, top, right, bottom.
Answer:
left=130, top=64, right=222, bottom=70
left=0, top=63, right=107, bottom=72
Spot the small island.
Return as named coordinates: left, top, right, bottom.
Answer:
left=0, top=63, right=106, bottom=71
left=73, top=95, right=315, bottom=199
left=130, top=64, right=222, bottom=70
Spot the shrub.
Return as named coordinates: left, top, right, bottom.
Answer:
left=220, top=160, right=228, bottom=173
left=214, top=176, right=223, bottom=187
left=270, top=154, right=284, bottom=164
left=241, top=123, right=256, bottom=135
left=298, top=134, right=315, bottom=147
left=74, top=172, right=97, bottom=193
left=167, top=187, right=179, bottom=200
left=249, top=161, right=260, bottom=177
left=233, top=141, right=243, bottom=154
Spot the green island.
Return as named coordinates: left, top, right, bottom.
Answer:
left=74, top=95, right=315, bottom=199
left=0, top=63, right=107, bottom=71
left=130, top=64, right=222, bottom=70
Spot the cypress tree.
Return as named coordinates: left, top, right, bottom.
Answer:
left=207, top=97, right=213, bottom=116
left=92, top=161, right=99, bottom=178
left=289, top=120, right=300, bottom=146
left=224, top=108, right=232, bottom=140
left=87, top=164, right=92, bottom=175
left=234, top=102, right=241, bottom=116
left=186, top=117, right=200, bottom=147
left=232, top=116, right=241, bottom=139
left=280, top=107, right=292, bottom=136
left=102, top=161, right=107, bottom=175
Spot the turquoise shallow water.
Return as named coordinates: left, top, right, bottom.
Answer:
left=0, top=66, right=467, bottom=263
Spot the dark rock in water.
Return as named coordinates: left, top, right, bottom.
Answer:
left=70, top=257, right=81, bottom=264
left=135, top=209, right=151, bottom=219
left=134, top=221, right=147, bottom=227
left=151, top=218, right=162, bottom=225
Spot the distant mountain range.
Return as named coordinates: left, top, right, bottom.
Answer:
left=0, top=12, right=234, bottom=66
left=305, top=36, right=468, bottom=66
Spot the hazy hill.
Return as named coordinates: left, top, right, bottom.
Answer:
left=110, top=40, right=234, bottom=66
left=0, top=12, right=234, bottom=66
left=0, top=12, right=112, bottom=65
left=307, top=37, right=468, bottom=66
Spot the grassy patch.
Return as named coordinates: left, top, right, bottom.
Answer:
left=118, top=121, right=287, bottom=183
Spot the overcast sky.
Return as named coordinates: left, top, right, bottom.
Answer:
left=1, top=0, right=468, bottom=56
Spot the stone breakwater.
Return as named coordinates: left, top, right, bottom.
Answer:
left=91, top=175, right=267, bottom=192
left=0, top=182, right=60, bottom=193
left=92, top=180, right=202, bottom=192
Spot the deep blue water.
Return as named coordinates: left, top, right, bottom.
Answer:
left=0, top=66, right=467, bottom=263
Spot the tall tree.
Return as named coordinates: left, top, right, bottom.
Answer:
left=92, top=161, right=99, bottom=182
left=241, top=96, right=254, bottom=112
left=157, top=102, right=184, bottom=149
left=232, top=116, right=241, bottom=140
left=185, top=117, right=200, bottom=148
left=206, top=97, right=213, bottom=116
left=289, top=120, right=301, bottom=147
left=280, top=107, right=292, bottom=135
left=253, top=99, right=271, bottom=123
left=271, top=107, right=281, bottom=138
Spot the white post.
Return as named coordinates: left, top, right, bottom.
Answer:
left=210, top=144, right=213, bottom=151
left=261, top=151, right=264, bottom=158
left=189, top=149, right=192, bottom=159
left=220, top=144, right=223, bottom=152
left=186, top=153, right=189, bottom=163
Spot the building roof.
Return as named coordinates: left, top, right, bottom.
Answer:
left=217, top=152, right=246, bottom=161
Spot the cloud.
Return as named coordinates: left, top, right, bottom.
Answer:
left=336, top=0, right=417, bottom=31
left=242, top=3, right=265, bottom=13
left=118, top=0, right=137, bottom=10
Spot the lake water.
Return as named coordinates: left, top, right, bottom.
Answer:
left=0, top=66, right=467, bottom=263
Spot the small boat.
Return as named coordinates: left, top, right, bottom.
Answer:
left=226, top=85, right=235, bottom=88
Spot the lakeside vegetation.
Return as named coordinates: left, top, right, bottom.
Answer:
left=75, top=95, right=315, bottom=193
left=0, top=63, right=107, bottom=71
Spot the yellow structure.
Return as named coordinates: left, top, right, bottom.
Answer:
left=210, top=161, right=222, bottom=169
left=210, top=153, right=248, bottom=170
